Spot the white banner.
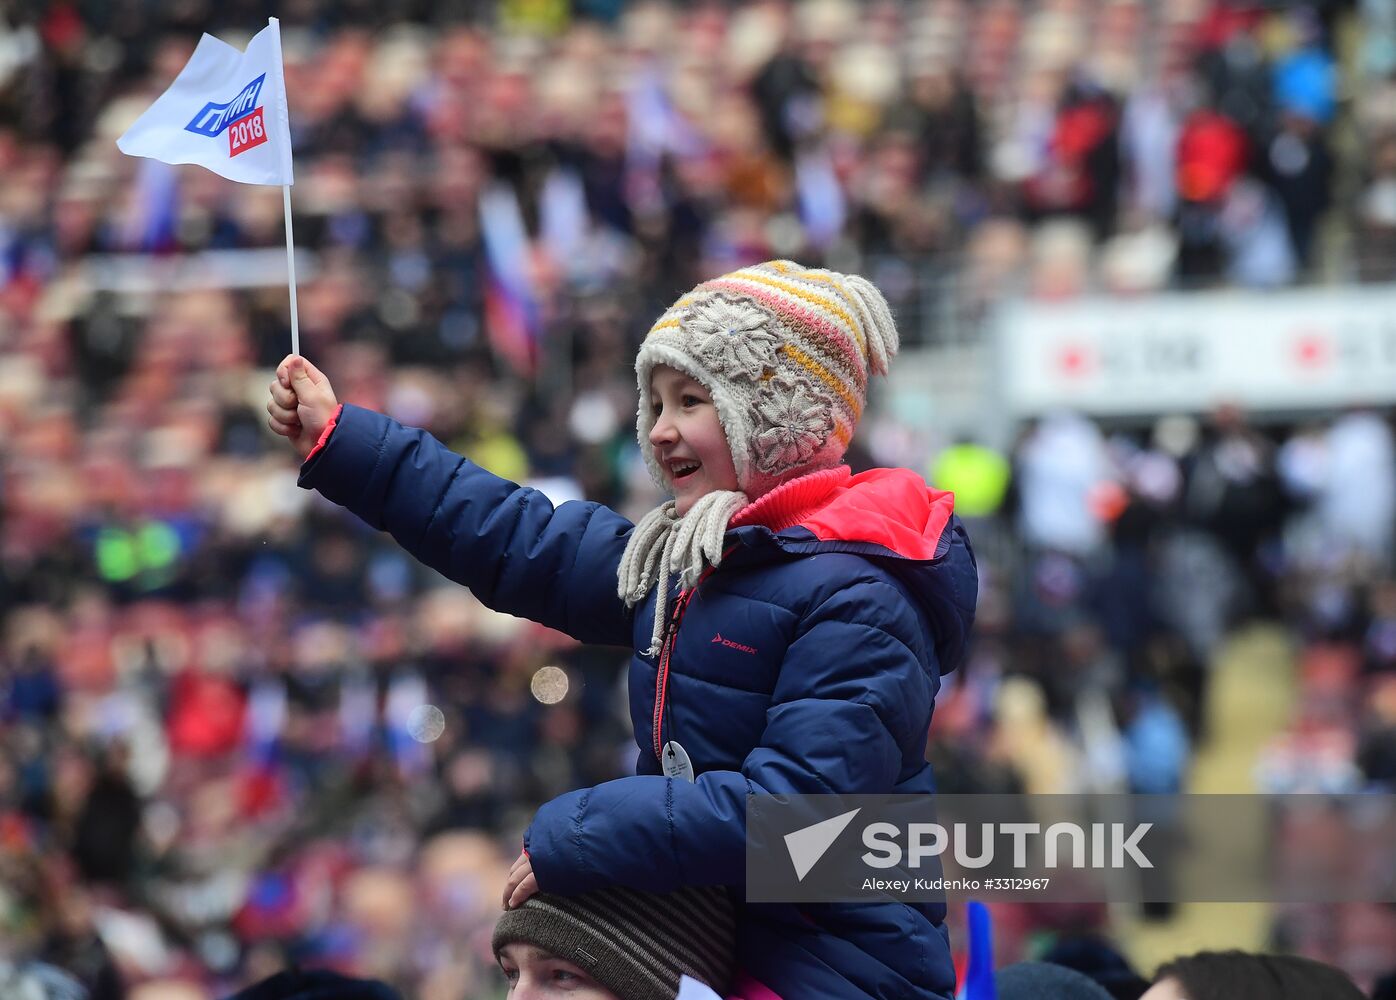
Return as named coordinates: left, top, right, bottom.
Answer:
left=998, top=285, right=1396, bottom=415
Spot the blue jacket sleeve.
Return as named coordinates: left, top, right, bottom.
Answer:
left=523, top=578, right=935, bottom=892
left=298, top=403, right=634, bottom=647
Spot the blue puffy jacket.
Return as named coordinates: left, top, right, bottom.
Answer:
left=301, top=405, right=978, bottom=1000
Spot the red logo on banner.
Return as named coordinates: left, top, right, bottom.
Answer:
left=1056, top=342, right=1095, bottom=378
left=1292, top=330, right=1331, bottom=370
left=228, top=106, right=268, bottom=157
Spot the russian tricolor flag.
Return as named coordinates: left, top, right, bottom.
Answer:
left=479, top=183, right=542, bottom=378
left=957, top=900, right=996, bottom=1000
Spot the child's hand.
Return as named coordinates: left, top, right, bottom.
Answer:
left=503, top=849, right=539, bottom=909
left=267, top=354, right=338, bottom=459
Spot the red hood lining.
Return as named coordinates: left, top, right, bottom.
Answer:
left=729, top=466, right=954, bottom=561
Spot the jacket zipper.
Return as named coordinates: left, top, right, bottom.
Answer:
left=649, top=545, right=739, bottom=764
left=652, top=591, right=692, bottom=761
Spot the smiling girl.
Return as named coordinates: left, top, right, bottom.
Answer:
left=648, top=365, right=739, bottom=516
left=267, top=260, right=977, bottom=1000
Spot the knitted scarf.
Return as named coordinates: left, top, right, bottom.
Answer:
left=616, top=489, right=749, bottom=655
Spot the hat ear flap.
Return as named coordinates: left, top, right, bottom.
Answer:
left=843, top=274, right=899, bottom=377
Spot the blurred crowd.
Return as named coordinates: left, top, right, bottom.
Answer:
left=5, top=0, right=1396, bottom=355
left=931, top=406, right=1396, bottom=987
left=5, top=0, right=1396, bottom=997
left=940, top=406, right=1396, bottom=797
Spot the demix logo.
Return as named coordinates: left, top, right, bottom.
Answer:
left=711, top=633, right=757, bottom=654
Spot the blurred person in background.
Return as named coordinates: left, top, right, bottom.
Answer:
left=995, top=961, right=1115, bottom=1000
left=227, top=970, right=399, bottom=1000
left=1011, top=412, right=1117, bottom=558
left=266, top=261, right=977, bottom=1000
left=1038, top=934, right=1151, bottom=999
left=1141, top=949, right=1366, bottom=1000
left=1180, top=405, right=1287, bottom=620
left=1375, top=968, right=1396, bottom=1000
left=1317, top=410, right=1396, bottom=576
left=0, top=960, right=90, bottom=1000
left=228, top=882, right=739, bottom=1000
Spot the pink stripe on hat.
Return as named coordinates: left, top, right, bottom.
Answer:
left=703, top=278, right=867, bottom=384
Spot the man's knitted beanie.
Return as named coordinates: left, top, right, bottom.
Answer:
left=492, top=886, right=736, bottom=1000
left=619, top=261, right=900, bottom=653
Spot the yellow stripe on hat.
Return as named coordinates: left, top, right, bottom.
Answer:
left=781, top=269, right=870, bottom=350
left=645, top=294, right=700, bottom=338
left=724, top=269, right=868, bottom=355
left=779, top=342, right=862, bottom=420
left=790, top=268, right=853, bottom=299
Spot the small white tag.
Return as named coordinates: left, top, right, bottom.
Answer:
left=676, top=975, right=723, bottom=1000
left=661, top=740, right=695, bottom=782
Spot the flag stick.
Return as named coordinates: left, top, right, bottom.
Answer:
left=282, top=183, right=299, bottom=357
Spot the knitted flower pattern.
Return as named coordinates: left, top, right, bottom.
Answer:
left=683, top=296, right=780, bottom=381
left=752, top=376, right=834, bottom=473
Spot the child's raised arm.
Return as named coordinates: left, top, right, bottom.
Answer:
left=268, top=357, right=634, bottom=647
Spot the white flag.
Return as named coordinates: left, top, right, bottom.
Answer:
left=117, top=18, right=293, bottom=186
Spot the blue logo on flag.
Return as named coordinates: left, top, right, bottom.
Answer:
left=184, top=74, right=265, bottom=137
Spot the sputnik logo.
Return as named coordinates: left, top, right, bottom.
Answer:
left=784, top=808, right=861, bottom=882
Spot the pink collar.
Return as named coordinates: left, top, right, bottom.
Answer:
left=728, top=467, right=851, bottom=532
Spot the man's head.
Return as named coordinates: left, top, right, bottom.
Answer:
left=1142, top=950, right=1366, bottom=1000
left=492, top=886, right=735, bottom=1000
left=495, top=942, right=621, bottom=1000
left=635, top=260, right=899, bottom=505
